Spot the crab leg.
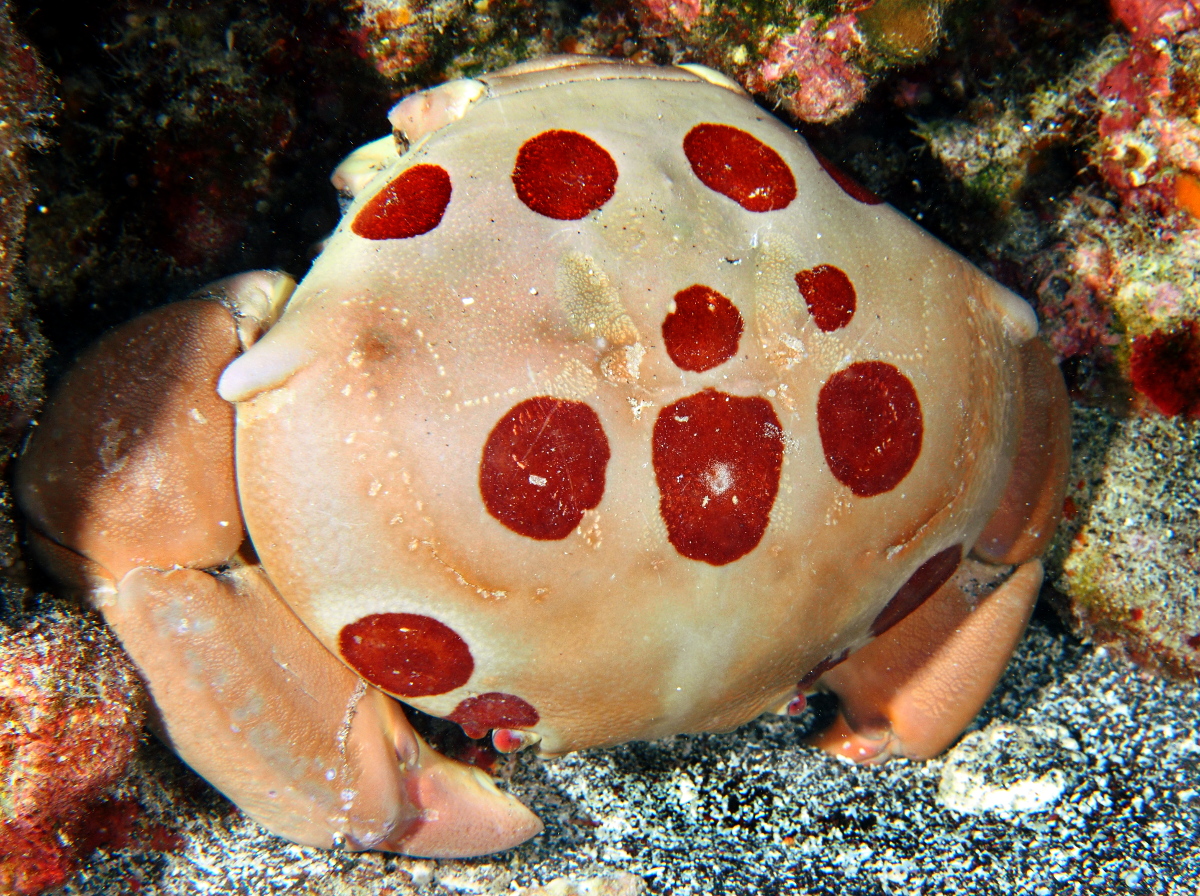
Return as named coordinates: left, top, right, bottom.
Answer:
left=808, top=337, right=1070, bottom=762
left=807, top=558, right=1042, bottom=762
left=16, top=284, right=541, bottom=856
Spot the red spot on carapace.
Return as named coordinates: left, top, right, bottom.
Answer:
left=653, top=389, right=784, bottom=565
left=339, top=613, right=473, bottom=697
left=1129, top=607, right=1144, bottom=622
left=798, top=648, right=851, bottom=689
left=817, top=361, right=923, bottom=497
left=794, top=264, right=857, bottom=332
left=448, top=692, right=540, bottom=739
left=351, top=163, right=451, bottom=240
left=481, top=397, right=610, bottom=539
left=512, top=129, right=618, bottom=220
left=1186, top=633, right=1200, bottom=650
left=662, top=284, right=745, bottom=372
left=683, top=123, right=797, bottom=212
left=869, top=545, right=962, bottom=637
left=1129, top=321, right=1200, bottom=417
left=813, top=150, right=883, bottom=205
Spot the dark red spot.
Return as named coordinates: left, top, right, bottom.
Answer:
left=869, top=545, right=962, bottom=637
left=351, top=164, right=452, bottom=240
left=1129, top=321, right=1200, bottom=417
left=794, top=265, right=856, bottom=332
left=1063, top=496, right=1078, bottom=520
left=683, top=123, right=797, bottom=212
left=813, top=150, right=883, bottom=205
left=662, top=284, right=744, bottom=372
left=1187, top=633, right=1200, bottom=650
left=652, top=389, right=784, bottom=565
left=1129, top=607, right=1144, bottom=622
left=798, top=649, right=851, bottom=689
left=448, top=692, right=540, bottom=739
left=817, top=361, right=923, bottom=497
left=339, top=613, right=473, bottom=697
left=481, top=397, right=610, bottom=540
left=512, top=130, right=618, bottom=220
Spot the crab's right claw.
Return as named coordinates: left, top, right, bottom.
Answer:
left=15, top=287, right=541, bottom=857
left=96, top=560, right=543, bottom=857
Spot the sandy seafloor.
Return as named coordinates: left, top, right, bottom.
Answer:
left=61, top=608, right=1199, bottom=896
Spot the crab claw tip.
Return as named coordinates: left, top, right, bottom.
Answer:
left=393, top=751, right=543, bottom=857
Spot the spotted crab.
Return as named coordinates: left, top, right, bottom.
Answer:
left=16, top=57, right=1070, bottom=858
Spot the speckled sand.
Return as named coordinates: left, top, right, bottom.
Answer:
left=62, top=606, right=1199, bottom=895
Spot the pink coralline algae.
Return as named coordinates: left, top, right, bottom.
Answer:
left=746, top=17, right=868, bottom=124
left=920, top=0, right=1199, bottom=406
left=0, top=613, right=146, bottom=895
left=635, top=0, right=704, bottom=34
left=1093, top=2, right=1200, bottom=216
left=351, top=2, right=955, bottom=126
left=1111, top=0, right=1200, bottom=39
left=1030, top=229, right=1123, bottom=366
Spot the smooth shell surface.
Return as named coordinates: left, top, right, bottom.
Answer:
left=222, top=61, right=1034, bottom=753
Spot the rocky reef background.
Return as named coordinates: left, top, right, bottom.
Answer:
left=0, top=0, right=1197, bottom=892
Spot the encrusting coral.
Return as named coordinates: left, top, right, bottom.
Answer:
left=353, top=0, right=970, bottom=124
left=0, top=612, right=146, bottom=895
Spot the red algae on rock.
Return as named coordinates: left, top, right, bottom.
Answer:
left=925, top=5, right=1198, bottom=401
left=0, top=612, right=146, bottom=895
left=1111, top=0, right=1200, bottom=40
left=915, top=0, right=1200, bottom=679
left=1130, top=321, right=1200, bottom=416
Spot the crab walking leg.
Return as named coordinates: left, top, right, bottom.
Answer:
left=14, top=285, right=541, bottom=856
left=808, top=559, right=1042, bottom=763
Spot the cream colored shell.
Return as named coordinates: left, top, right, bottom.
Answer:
left=220, top=60, right=1035, bottom=754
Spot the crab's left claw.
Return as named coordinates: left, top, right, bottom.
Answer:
left=15, top=285, right=541, bottom=857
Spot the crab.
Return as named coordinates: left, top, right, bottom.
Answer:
left=15, top=56, right=1070, bottom=859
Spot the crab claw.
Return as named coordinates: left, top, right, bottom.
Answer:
left=15, top=287, right=541, bottom=857
left=107, top=562, right=541, bottom=856
left=807, top=558, right=1041, bottom=763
